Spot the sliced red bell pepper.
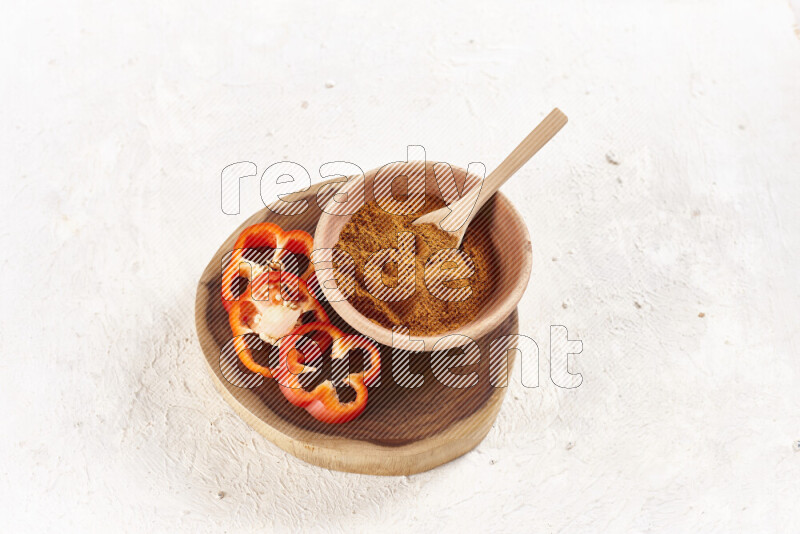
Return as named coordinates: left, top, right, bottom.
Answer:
left=222, top=223, right=315, bottom=311
left=273, top=322, right=382, bottom=424
left=227, top=270, right=329, bottom=378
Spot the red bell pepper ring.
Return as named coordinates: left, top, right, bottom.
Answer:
left=274, top=322, right=382, bottom=424
left=227, top=270, right=328, bottom=379
left=222, top=223, right=315, bottom=311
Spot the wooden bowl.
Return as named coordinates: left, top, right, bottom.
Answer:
left=194, top=167, right=532, bottom=475
left=314, top=161, right=533, bottom=351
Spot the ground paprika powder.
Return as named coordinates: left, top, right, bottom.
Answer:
left=334, top=197, right=499, bottom=335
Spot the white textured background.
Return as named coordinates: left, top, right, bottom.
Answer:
left=2, top=1, right=799, bottom=532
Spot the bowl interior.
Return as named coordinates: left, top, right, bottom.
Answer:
left=314, top=161, right=532, bottom=350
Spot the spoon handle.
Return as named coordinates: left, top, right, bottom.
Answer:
left=472, top=108, right=568, bottom=215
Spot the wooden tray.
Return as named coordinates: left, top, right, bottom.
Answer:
left=194, top=178, right=518, bottom=475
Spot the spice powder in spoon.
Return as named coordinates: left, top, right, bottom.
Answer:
left=333, top=198, right=499, bottom=336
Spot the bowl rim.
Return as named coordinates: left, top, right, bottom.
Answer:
left=314, top=163, right=533, bottom=351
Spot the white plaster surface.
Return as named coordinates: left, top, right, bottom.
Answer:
left=2, top=1, right=800, bottom=532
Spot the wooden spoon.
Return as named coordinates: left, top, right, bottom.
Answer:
left=412, top=108, right=568, bottom=246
